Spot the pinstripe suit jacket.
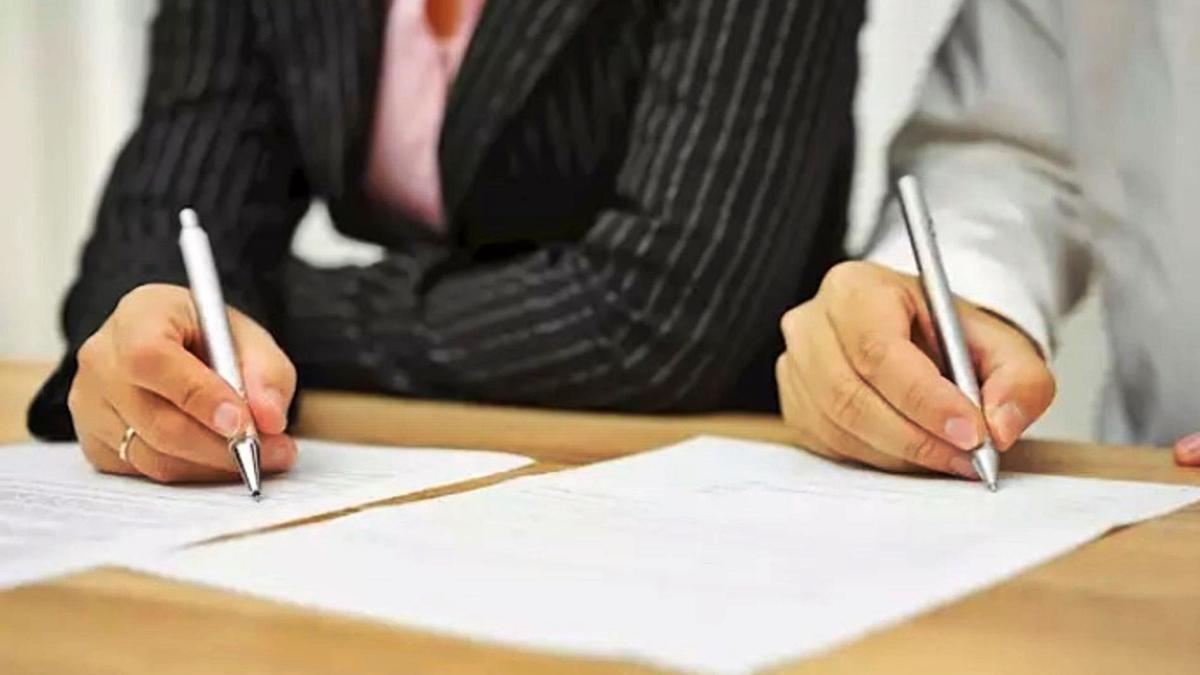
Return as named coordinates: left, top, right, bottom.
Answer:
left=29, top=0, right=863, bottom=439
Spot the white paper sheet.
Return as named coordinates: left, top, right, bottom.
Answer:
left=130, top=436, right=1200, bottom=674
left=0, top=440, right=530, bottom=588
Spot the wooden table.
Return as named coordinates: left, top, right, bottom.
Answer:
left=1, top=360, right=1198, bottom=674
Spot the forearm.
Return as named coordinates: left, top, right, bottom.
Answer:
left=867, top=0, right=1093, bottom=355
left=283, top=237, right=791, bottom=412
left=867, top=178, right=1061, bottom=358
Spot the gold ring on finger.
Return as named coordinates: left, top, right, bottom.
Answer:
left=118, top=426, right=137, bottom=464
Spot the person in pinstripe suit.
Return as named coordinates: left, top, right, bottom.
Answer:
left=29, top=0, right=864, bottom=483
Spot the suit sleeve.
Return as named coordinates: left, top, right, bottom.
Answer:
left=867, top=0, right=1094, bottom=356
left=284, top=0, right=863, bottom=412
left=28, top=0, right=309, bottom=439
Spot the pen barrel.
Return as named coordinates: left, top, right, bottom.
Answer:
left=896, top=176, right=984, bottom=407
left=179, top=222, right=247, bottom=398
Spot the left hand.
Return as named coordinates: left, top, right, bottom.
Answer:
left=1175, top=434, right=1200, bottom=466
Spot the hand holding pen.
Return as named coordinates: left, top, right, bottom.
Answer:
left=777, top=183, right=1056, bottom=482
left=65, top=213, right=299, bottom=488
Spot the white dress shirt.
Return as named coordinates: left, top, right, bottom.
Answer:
left=868, top=0, right=1200, bottom=446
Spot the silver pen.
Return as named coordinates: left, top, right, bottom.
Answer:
left=895, top=176, right=1000, bottom=492
left=178, top=208, right=263, bottom=500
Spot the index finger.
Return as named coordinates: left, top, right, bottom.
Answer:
left=117, top=331, right=250, bottom=439
left=827, top=284, right=987, bottom=452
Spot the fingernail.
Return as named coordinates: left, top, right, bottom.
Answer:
left=944, top=417, right=981, bottom=450
left=990, top=402, right=1028, bottom=447
left=1178, top=433, right=1200, bottom=462
left=949, top=455, right=978, bottom=480
left=213, top=402, right=242, bottom=437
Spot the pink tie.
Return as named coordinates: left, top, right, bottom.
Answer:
left=365, top=0, right=483, bottom=232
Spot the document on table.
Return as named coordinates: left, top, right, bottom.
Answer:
left=130, top=436, right=1200, bottom=674
left=0, top=440, right=530, bottom=589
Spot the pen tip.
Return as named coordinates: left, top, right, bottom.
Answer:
left=251, top=490, right=262, bottom=502
left=986, top=481, right=998, bottom=493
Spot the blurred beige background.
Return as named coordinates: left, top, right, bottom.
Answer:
left=0, top=0, right=1106, bottom=441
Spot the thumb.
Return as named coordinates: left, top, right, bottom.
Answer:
left=230, top=310, right=296, bottom=436
left=974, top=312, right=1057, bottom=450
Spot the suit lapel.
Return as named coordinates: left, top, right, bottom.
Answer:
left=321, top=0, right=387, bottom=201
left=265, top=1, right=386, bottom=201
left=276, top=0, right=597, bottom=222
left=336, top=1, right=388, bottom=202
left=439, top=0, right=601, bottom=221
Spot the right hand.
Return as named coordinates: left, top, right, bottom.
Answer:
left=776, top=261, right=1056, bottom=478
left=68, top=284, right=298, bottom=484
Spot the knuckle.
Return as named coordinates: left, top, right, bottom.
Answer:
left=854, top=333, right=891, bottom=379
left=123, top=336, right=167, bottom=381
left=76, top=334, right=102, bottom=370
left=822, top=261, right=885, bottom=298
left=145, top=410, right=188, bottom=448
left=176, top=373, right=211, bottom=412
left=113, top=289, right=137, bottom=313
left=115, top=285, right=152, bottom=316
left=829, top=377, right=867, bottom=428
left=779, top=306, right=806, bottom=339
left=902, top=432, right=942, bottom=467
left=901, top=377, right=931, bottom=417
left=823, top=261, right=864, bottom=292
